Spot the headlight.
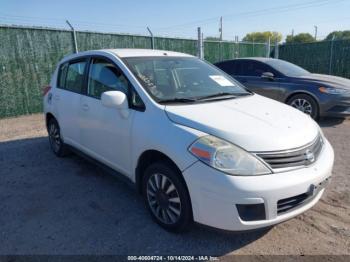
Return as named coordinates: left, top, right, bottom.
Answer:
left=319, top=87, right=349, bottom=95
left=188, top=135, right=271, bottom=176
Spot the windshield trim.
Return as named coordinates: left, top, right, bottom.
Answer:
left=122, top=56, right=252, bottom=105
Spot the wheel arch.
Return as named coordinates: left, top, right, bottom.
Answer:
left=45, top=112, right=57, bottom=130
left=285, top=90, right=320, bottom=105
left=285, top=91, right=320, bottom=119
left=135, top=149, right=187, bottom=194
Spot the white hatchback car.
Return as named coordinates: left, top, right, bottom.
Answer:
left=43, top=49, right=334, bottom=232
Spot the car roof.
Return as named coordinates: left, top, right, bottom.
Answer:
left=109, top=49, right=194, bottom=58
left=215, top=57, right=279, bottom=64
left=62, top=48, right=194, bottom=61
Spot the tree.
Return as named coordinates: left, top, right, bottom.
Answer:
left=242, top=31, right=282, bottom=43
left=285, top=33, right=314, bottom=44
left=325, top=30, right=350, bottom=41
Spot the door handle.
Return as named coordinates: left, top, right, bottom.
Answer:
left=82, top=104, right=89, bottom=111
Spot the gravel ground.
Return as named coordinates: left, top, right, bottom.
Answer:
left=0, top=114, right=349, bottom=256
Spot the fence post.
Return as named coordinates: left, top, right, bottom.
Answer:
left=329, top=35, right=335, bottom=75
left=66, top=20, right=78, bottom=53
left=266, top=37, right=270, bottom=58
left=274, top=39, right=279, bottom=59
left=235, top=37, right=239, bottom=58
left=252, top=39, right=255, bottom=57
left=202, top=32, right=204, bottom=59
left=197, top=27, right=204, bottom=59
left=147, top=27, right=155, bottom=50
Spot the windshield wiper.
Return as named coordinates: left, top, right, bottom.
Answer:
left=159, top=92, right=249, bottom=104
left=158, top=97, right=198, bottom=104
left=196, top=92, right=239, bottom=101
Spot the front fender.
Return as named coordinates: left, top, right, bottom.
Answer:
left=130, top=108, right=206, bottom=182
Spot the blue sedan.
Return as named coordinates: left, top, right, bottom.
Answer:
left=215, top=58, right=350, bottom=120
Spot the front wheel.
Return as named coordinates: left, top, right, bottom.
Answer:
left=287, top=94, right=319, bottom=120
left=142, top=162, right=192, bottom=232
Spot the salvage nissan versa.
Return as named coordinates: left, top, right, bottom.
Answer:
left=43, top=49, right=334, bottom=232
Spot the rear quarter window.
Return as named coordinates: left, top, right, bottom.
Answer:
left=57, top=63, right=68, bottom=88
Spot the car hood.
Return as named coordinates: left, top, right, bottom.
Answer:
left=297, top=73, right=350, bottom=89
left=165, top=94, right=319, bottom=152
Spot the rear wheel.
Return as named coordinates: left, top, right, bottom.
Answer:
left=287, top=94, right=319, bottom=120
left=142, top=162, right=192, bottom=232
left=48, top=118, right=69, bottom=157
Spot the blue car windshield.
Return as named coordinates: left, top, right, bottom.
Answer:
left=265, top=59, right=310, bottom=77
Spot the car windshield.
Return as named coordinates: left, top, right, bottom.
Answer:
left=265, top=59, right=310, bottom=77
left=123, top=56, right=250, bottom=103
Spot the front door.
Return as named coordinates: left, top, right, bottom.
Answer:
left=235, top=60, right=284, bottom=101
left=79, top=57, right=134, bottom=175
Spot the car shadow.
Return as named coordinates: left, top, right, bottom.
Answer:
left=0, top=136, right=270, bottom=256
left=318, top=117, right=346, bottom=127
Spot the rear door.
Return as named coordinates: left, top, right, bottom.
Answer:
left=54, top=59, right=87, bottom=147
left=233, top=60, right=284, bottom=101
left=79, top=56, right=136, bottom=175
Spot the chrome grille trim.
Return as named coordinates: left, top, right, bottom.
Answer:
left=255, top=134, right=324, bottom=171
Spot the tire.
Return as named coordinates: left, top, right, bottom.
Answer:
left=287, top=94, right=319, bottom=120
left=142, top=161, right=192, bottom=233
left=47, top=118, right=69, bottom=157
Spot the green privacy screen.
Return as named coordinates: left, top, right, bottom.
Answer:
left=0, top=25, right=269, bottom=118
left=279, top=40, right=350, bottom=78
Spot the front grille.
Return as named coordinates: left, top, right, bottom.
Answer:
left=277, top=193, right=310, bottom=214
left=256, top=134, right=323, bottom=170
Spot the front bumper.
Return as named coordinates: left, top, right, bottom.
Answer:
left=182, top=139, right=334, bottom=231
left=320, top=95, right=350, bottom=117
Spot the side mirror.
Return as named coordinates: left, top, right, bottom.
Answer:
left=101, top=91, right=129, bottom=118
left=261, top=72, right=274, bottom=80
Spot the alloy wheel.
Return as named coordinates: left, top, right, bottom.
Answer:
left=290, top=98, right=313, bottom=115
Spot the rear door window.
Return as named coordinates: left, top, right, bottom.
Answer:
left=65, top=61, right=87, bottom=93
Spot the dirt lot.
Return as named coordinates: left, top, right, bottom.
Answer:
left=0, top=114, right=349, bottom=256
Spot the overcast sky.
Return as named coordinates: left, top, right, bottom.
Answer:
left=0, top=0, right=349, bottom=41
